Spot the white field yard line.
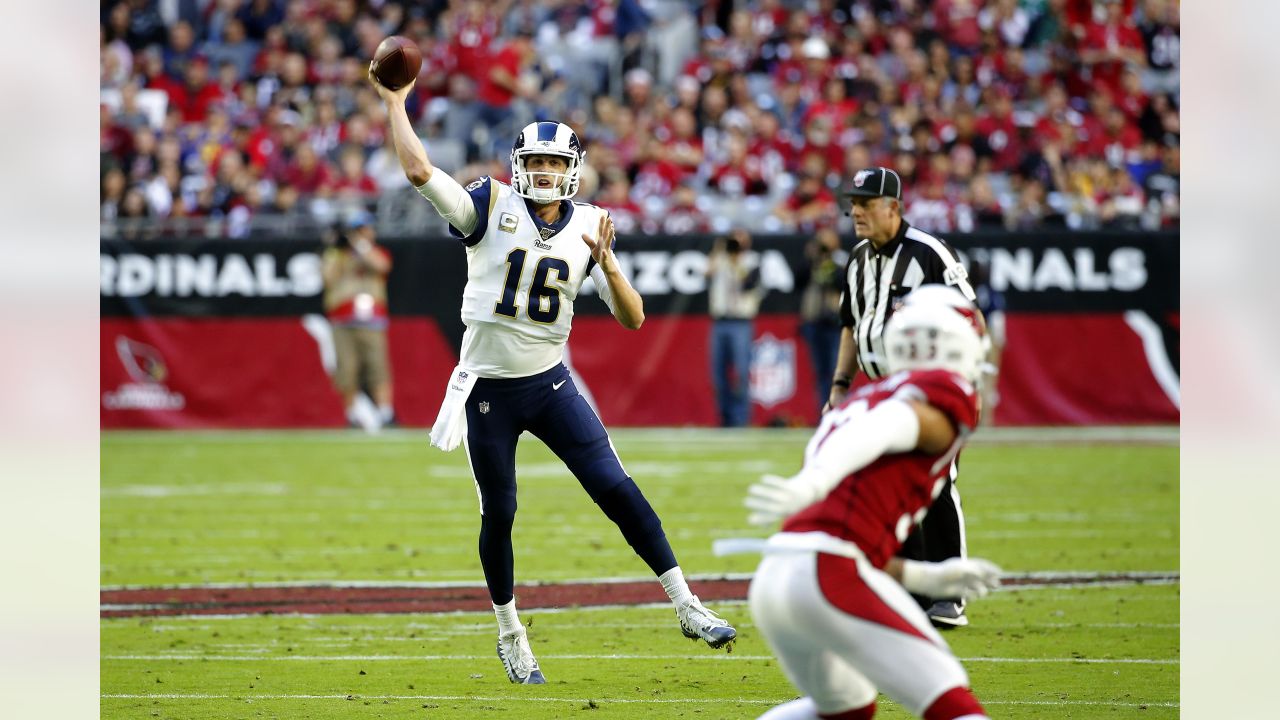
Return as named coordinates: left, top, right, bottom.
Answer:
left=103, top=653, right=1178, bottom=665
left=148, top=620, right=1178, bottom=642
left=100, top=570, right=1177, bottom=592
left=99, top=693, right=1180, bottom=708
left=102, top=426, right=1178, bottom=446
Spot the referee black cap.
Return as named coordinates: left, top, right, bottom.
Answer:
left=842, top=167, right=903, bottom=200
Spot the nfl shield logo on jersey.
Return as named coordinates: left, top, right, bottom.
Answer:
left=478, top=401, right=490, bottom=414
left=749, top=334, right=797, bottom=409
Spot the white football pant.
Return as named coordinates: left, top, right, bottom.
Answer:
left=749, top=549, right=972, bottom=718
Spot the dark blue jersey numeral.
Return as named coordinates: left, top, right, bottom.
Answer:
left=494, top=249, right=567, bottom=324
left=494, top=248, right=527, bottom=318
left=529, top=258, right=569, bottom=323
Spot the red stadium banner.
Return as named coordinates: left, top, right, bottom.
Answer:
left=100, top=233, right=1179, bottom=428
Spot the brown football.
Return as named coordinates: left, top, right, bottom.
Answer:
left=371, top=36, right=423, bottom=90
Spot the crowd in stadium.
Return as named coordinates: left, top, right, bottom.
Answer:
left=100, top=0, right=1180, bottom=238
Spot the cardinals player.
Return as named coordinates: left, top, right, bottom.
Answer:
left=745, top=285, right=1001, bottom=720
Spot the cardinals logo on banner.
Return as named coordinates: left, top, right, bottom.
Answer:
left=103, top=336, right=185, bottom=411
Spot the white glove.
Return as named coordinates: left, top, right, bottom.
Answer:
left=899, top=557, right=1002, bottom=601
left=744, top=472, right=826, bottom=526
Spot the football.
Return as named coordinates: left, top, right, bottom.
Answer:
left=370, top=36, right=422, bottom=90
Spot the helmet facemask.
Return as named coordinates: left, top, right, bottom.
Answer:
left=510, top=122, right=585, bottom=203
left=883, top=287, right=985, bottom=383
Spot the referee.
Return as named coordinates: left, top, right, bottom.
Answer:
left=829, top=166, right=983, bottom=629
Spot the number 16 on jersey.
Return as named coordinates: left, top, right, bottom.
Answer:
left=494, top=248, right=571, bottom=325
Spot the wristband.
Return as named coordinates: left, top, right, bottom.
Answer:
left=832, top=375, right=852, bottom=390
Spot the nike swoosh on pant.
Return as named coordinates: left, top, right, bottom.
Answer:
left=552, top=380, right=566, bottom=390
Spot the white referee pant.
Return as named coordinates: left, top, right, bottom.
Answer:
left=749, top=548, right=971, bottom=718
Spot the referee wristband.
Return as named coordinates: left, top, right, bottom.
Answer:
left=832, top=375, right=852, bottom=390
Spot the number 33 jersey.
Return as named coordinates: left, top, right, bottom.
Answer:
left=450, top=177, right=609, bottom=378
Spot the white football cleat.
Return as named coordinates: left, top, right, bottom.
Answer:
left=496, top=627, right=546, bottom=684
left=676, top=595, right=737, bottom=649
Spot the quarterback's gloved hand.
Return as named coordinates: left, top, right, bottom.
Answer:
left=744, top=472, right=826, bottom=526
left=899, top=557, right=1002, bottom=601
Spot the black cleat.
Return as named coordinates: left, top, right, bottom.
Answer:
left=927, top=600, right=969, bottom=630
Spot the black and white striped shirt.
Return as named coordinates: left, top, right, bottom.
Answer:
left=838, top=220, right=976, bottom=379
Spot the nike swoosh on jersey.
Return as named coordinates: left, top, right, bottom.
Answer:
left=552, top=379, right=567, bottom=390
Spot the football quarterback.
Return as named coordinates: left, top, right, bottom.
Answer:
left=369, top=71, right=737, bottom=686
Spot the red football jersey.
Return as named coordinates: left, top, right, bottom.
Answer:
left=781, top=369, right=978, bottom=568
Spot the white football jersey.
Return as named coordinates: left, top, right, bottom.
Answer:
left=451, top=177, right=608, bottom=378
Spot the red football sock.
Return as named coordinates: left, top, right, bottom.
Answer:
left=923, top=687, right=986, bottom=720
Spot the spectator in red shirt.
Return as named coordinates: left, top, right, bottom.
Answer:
left=1079, top=0, right=1146, bottom=94
left=328, top=144, right=378, bottom=199
left=1088, top=106, right=1143, bottom=167
left=447, top=1, right=500, bottom=86
left=709, top=131, right=770, bottom=197
left=802, top=77, right=859, bottom=135
left=281, top=143, right=335, bottom=196
left=774, top=168, right=837, bottom=233
left=475, top=32, right=536, bottom=133
left=100, top=104, right=134, bottom=165
left=139, top=48, right=187, bottom=113
left=661, top=184, right=710, bottom=235
left=750, top=111, right=799, bottom=178
left=975, top=88, right=1024, bottom=173
left=935, top=0, right=985, bottom=54
left=179, top=58, right=232, bottom=125
left=798, top=116, right=845, bottom=181
left=657, top=107, right=705, bottom=179
left=594, top=171, right=646, bottom=235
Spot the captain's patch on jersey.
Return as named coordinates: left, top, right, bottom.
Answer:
left=498, top=212, right=519, bottom=234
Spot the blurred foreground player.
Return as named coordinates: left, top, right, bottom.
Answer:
left=745, top=286, right=1001, bottom=720
left=370, top=69, right=735, bottom=685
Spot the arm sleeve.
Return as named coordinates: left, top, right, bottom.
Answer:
left=589, top=264, right=618, bottom=314
left=838, top=251, right=856, bottom=328
left=799, top=399, right=921, bottom=497
left=416, top=173, right=488, bottom=246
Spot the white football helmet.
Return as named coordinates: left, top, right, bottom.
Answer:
left=883, top=285, right=985, bottom=382
left=510, top=121, right=585, bottom=203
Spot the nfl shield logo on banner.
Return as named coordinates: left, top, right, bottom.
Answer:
left=478, top=402, right=490, bottom=414
left=749, top=334, right=796, bottom=409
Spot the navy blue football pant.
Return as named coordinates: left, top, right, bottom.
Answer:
left=463, top=363, right=677, bottom=605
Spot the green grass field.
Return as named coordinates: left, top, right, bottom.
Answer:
left=101, top=428, right=1179, bottom=718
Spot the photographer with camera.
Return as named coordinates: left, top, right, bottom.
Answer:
left=321, top=212, right=396, bottom=430
left=797, top=227, right=848, bottom=414
left=706, top=229, right=763, bottom=427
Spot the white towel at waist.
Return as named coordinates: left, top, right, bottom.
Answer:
left=429, top=366, right=479, bottom=451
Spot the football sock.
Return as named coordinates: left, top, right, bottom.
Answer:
left=923, top=687, right=986, bottom=720
left=493, top=599, right=522, bottom=636
left=345, top=406, right=361, bottom=426
left=379, top=404, right=394, bottom=422
left=659, top=566, right=693, bottom=607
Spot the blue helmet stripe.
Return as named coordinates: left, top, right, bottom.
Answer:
left=536, top=122, right=559, bottom=142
